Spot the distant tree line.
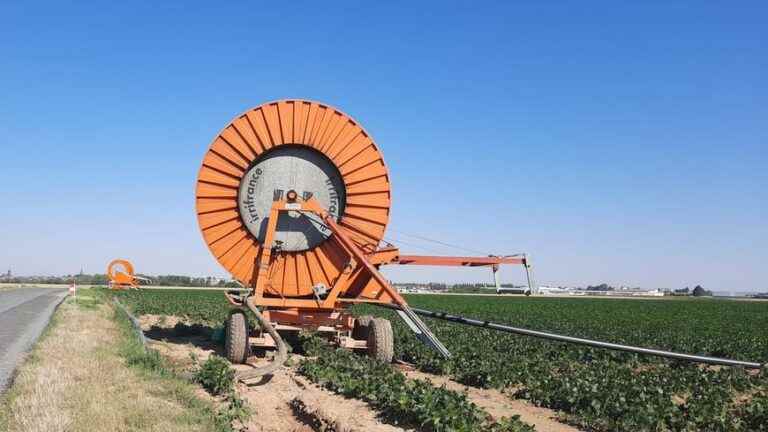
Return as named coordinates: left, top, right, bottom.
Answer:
left=2, top=273, right=240, bottom=288
left=395, top=282, right=449, bottom=291
left=1, top=274, right=109, bottom=285
left=584, top=283, right=614, bottom=291
left=146, top=275, right=217, bottom=287
left=2, top=274, right=722, bottom=297
left=671, top=285, right=712, bottom=297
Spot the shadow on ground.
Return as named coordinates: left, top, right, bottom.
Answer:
left=143, top=323, right=225, bottom=364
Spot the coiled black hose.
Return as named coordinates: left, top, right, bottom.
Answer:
left=236, top=296, right=289, bottom=382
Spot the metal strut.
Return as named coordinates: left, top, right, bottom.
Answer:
left=396, top=304, right=451, bottom=358
left=380, top=305, right=764, bottom=369
left=319, top=213, right=451, bottom=358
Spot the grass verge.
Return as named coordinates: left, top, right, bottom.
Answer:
left=0, top=288, right=241, bottom=432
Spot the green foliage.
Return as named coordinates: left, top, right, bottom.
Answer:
left=192, top=355, right=251, bottom=430
left=355, top=295, right=768, bottom=432
left=114, top=289, right=768, bottom=431
left=297, top=331, right=329, bottom=356
left=195, top=355, right=235, bottom=396
left=298, top=338, right=533, bottom=432
left=214, top=391, right=251, bottom=431
left=692, top=285, right=713, bottom=297
left=113, top=304, right=170, bottom=376
left=737, top=391, right=768, bottom=431
left=111, top=299, right=237, bottom=432
left=114, top=289, right=236, bottom=325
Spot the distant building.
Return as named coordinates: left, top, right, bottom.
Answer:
left=575, top=288, right=664, bottom=297
left=538, top=286, right=570, bottom=295
left=397, top=286, right=419, bottom=294
left=539, top=286, right=663, bottom=297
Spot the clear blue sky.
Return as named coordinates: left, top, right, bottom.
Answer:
left=1, top=1, right=766, bottom=291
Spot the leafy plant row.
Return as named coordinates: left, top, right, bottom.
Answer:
left=354, top=296, right=768, bottom=431
left=298, top=337, right=535, bottom=432
left=114, top=289, right=234, bottom=325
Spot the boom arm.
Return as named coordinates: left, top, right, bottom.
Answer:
left=396, top=255, right=524, bottom=266
left=389, top=254, right=537, bottom=295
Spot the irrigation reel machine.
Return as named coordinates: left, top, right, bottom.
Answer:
left=107, top=259, right=150, bottom=290
left=195, top=99, right=763, bottom=379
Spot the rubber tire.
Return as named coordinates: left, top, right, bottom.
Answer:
left=352, top=315, right=374, bottom=340
left=225, top=311, right=249, bottom=364
left=367, top=318, right=394, bottom=363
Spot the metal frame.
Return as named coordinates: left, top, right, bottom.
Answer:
left=229, top=193, right=534, bottom=357
left=247, top=196, right=534, bottom=309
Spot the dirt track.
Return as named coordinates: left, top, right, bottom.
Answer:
left=140, top=314, right=406, bottom=431
left=139, top=314, right=581, bottom=432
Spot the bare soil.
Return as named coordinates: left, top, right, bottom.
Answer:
left=234, top=362, right=406, bottom=432
left=400, top=368, right=582, bottom=432
left=141, top=314, right=405, bottom=432
left=140, top=314, right=583, bottom=432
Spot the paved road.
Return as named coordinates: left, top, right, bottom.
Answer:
left=0, top=288, right=67, bottom=392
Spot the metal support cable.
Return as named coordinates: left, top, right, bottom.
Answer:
left=382, top=236, right=445, bottom=255
left=385, top=229, right=490, bottom=256
left=298, top=208, right=519, bottom=259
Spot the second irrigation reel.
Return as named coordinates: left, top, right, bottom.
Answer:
left=107, top=259, right=151, bottom=290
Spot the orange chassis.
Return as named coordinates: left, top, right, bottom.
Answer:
left=224, top=193, right=534, bottom=354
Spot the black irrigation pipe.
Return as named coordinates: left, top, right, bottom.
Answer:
left=382, top=304, right=765, bottom=369
left=113, top=297, right=147, bottom=347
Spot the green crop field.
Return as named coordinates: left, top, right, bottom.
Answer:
left=114, top=289, right=768, bottom=431
left=115, top=288, right=233, bottom=325
left=366, top=296, right=768, bottom=431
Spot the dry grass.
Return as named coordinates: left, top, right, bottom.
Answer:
left=0, top=290, right=220, bottom=432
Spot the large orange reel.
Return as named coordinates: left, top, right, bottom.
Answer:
left=195, top=100, right=392, bottom=297
left=196, top=100, right=536, bottom=369
left=107, top=259, right=140, bottom=290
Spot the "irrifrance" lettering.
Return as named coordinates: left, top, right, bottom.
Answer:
left=241, top=168, right=262, bottom=224
left=325, top=178, right=339, bottom=217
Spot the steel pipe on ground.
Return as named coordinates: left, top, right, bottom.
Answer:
left=385, top=305, right=764, bottom=369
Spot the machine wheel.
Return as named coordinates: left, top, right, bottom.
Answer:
left=367, top=318, right=394, bottom=363
left=225, top=311, right=249, bottom=364
left=352, top=315, right=374, bottom=340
